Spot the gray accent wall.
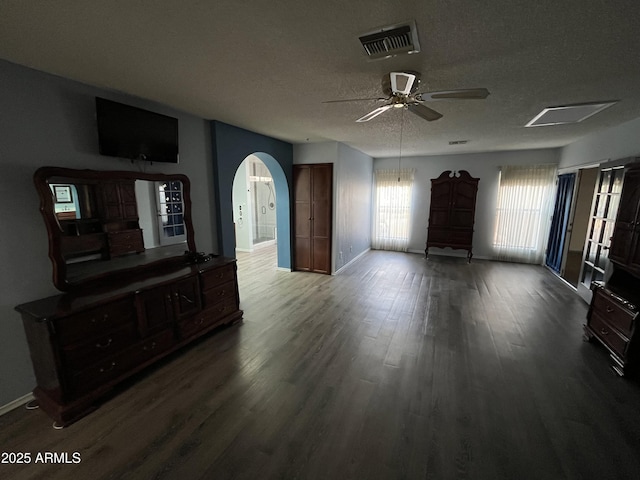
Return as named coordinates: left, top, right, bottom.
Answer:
left=0, top=59, right=217, bottom=407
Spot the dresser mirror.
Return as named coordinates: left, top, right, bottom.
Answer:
left=34, top=167, right=196, bottom=291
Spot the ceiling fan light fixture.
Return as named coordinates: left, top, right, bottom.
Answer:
left=390, top=72, right=416, bottom=96
left=525, top=101, right=617, bottom=127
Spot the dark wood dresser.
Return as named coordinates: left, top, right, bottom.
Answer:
left=15, top=257, right=242, bottom=427
left=584, top=161, right=640, bottom=376
left=585, top=280, right=638, bottom=376
left=425, top=170, right=479, bottom=262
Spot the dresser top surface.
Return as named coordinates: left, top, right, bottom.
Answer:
left=16, top=256, right=236, bottom=321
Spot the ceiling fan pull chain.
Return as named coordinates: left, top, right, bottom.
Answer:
left=398, top=106, right=405, bottom=181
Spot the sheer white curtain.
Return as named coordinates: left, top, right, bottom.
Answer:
left=372, top=169, right=415, bottom=251
left=492, top=164, right=557, bottom=264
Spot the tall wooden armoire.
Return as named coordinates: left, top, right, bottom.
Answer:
left=425, top=170, right=479, bottom=262
left=293, top=163, right=333, bottom=274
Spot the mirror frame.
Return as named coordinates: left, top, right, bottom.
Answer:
left=34, top=166, right=196, bottom=291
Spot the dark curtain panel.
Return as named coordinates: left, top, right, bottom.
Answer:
left=545, top=173, right=576, bottom=272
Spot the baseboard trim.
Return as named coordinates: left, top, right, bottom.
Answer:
left=407, top=248, right=491, bottom=261
left=545, top=265, right=578, bottom=291
left=276, top=267, right=292, bottom=272
left=0, top=392, right=34, bottom=417
left=335, top=248, right=371, bottom=274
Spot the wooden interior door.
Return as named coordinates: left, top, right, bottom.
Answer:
left=294, top=166, right=312, bottom=271
left=293, top=164, right=332, bottom=274
left=310, top=165, right=332, bottom=274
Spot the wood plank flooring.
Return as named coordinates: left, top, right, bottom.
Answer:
left=2, top=247, right=640, bottom=479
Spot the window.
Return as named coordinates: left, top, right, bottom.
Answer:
left=372, top=169, right=415, bottom=252
left=156, top=180, right=186, bottom=246
left=493, top=164, right=557, bottom=263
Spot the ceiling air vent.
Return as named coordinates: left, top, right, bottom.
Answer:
left=359, top=21, right=421, bottom=60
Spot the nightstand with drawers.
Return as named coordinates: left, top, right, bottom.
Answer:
left=584, top=281, right=639, bottom=376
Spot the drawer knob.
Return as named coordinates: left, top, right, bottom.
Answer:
left=606, top=306, right=614, bottom=313
left=217, top=290, right=226, bottom=297
left=99, top=362, right=116, bottom=373
left=195, top=318, right=204, bottom=326
left=600, top=327, right=609, bottom=336
left=96, top=338, right=113, bottom=349
left=143, top=342, right=157, bottom=351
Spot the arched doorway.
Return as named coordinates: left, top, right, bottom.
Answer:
left=210, top=121, right=293, bottom=270
left=224, top=151, right=290, bottom=270
left=233, top=155, right=278, bottom=254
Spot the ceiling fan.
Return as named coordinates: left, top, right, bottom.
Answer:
left=324, top=71, right=490, bottom=123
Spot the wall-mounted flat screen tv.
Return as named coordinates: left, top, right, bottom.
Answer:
left=96, top=97, right=179, bottom=163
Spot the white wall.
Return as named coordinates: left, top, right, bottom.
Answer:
left=232, top=159, right=252, bottom=251
left=294, top=142, right=338, bottom=165
left=559, top=116, right=640, bottom=169
left=0, top=59, right=217, bottom=408
left=374, top=149, right=560, bottom=259
left=335, top=143, right=373, bottom=271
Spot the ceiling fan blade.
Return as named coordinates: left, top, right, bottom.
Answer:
left=417, top=88, right=490, bottom=101
left=322, top=97, right=388, bottom=104
left=407, top=103, right=443, bottom=122
left=356, top=104, right=393, bottom=122
left=390, top=72, right=417, bottom=96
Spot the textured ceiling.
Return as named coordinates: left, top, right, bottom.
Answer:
left=1, top=0, right=640, bottom=158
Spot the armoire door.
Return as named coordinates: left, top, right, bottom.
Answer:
left=609, top=167, right=640, bottom=267
left=293, top=164, right=332, bottom=274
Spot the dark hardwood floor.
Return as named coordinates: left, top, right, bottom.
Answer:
left=2, top=248, right=640, bottom=479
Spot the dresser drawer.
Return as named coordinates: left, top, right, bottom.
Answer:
left=592, top=289, right=636, bottom=336
left=108, top=229, right=143, bottom=246
left=68, top=330, right=174, bottom=396
left=61, top=323, right=138, bottom=372
left=202, top=281, right=236, bottom=309
left=179, top=298, right=237, bottom=339
left=589, top=311, right=629, bottom=358
left=55, top=299, right=134, bottom=345
left=201, top=264, right=236, bottom=290
left=108, top=229, right=144, bottom=256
